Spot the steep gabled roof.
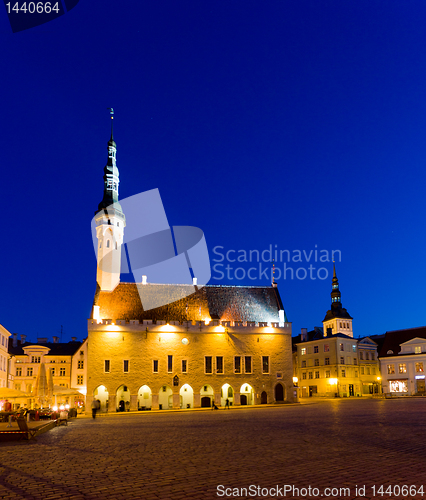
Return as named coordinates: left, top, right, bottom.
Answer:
left=378, top=326, right=426, bottom=357
left=93, top=283, right=284, bottom=323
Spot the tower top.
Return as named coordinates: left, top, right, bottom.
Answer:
left=322, top=263, right=353, bottom=322
left=96, top=110, right=123, bottom=215
left=108, top=107, right=116, bottom=148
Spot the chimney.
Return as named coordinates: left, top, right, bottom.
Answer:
left=12, top=333, right=18, bottom=348
left=142, top=275, right=147, bottom=285
left=301, top=328, right=308, bottom=342
left=52, top=336, right=59, bottom=344
left=193, top=277, right=197, bottom=286
left=20, top=334, right=26, bottom=344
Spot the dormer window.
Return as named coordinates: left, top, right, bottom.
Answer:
left=415, top=346, right=422, bottom=354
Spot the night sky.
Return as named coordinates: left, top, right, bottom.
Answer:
left=1, top=1, right=426, bottom=343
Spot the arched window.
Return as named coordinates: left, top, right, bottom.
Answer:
left=106, top=240, right=110, bottom=248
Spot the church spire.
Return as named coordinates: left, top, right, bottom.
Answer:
left=331, top=262, right=341, bottom=306
left=96, top=108, right=122, bottom=214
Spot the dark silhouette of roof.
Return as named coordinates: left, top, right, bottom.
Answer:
left=9, top=341, right=82, bottom=356
left=378, top=326, right=426, bottom=358
left=93, top=283, right=285, bottom=323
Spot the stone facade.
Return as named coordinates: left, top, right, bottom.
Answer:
left=87, top=320, right=294, bottom=412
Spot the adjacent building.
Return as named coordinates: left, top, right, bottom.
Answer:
left=293, top=266, right=380, bottom=397
left=378, top=327, right=426, bottom=396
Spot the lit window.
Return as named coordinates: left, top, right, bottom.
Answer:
left=415, top=346, right=422, bottom=354
left=416, top=362, right=424, bottom=373
left=324, top=345, right=329, bottom=352
left=301, top=348, right=306, bottom=355
left=340, top=343, right=344, bottom=351
left=387, top=364, right=395, bottom=374
left=205, top=356, right=212, bottom=374
left=352, top=345, right=356, bottom=352
left=390, top=380, right=408, bottom=393
left=399, top=363, right=407, bottom=374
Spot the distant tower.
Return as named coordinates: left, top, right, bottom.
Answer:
left=94, top=110, right=126, bottom=291
left=322, top=264, right=353, bottom=337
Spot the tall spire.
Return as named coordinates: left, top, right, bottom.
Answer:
left=96, top=108, right=122, bottom=214
left=330, top=261, right=341, bottom=305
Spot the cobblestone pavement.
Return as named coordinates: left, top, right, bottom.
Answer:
left=0, top=399, right=426, bottom=500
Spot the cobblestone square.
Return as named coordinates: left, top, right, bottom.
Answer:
left=1, top=399, right=425, bottom=499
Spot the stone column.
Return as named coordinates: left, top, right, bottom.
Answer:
left=234, top=392, right=241, bottom=405
left=152, top=393, right=159, bottom=410
left=172, top=393, right=180, bottom=409
left=108, top=395, right=116, bottom=412
left=130, top=394, right=138, bottom=411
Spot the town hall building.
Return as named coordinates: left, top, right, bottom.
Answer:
left=86, top=119, right=294, bottom=412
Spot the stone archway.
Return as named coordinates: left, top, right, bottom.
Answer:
left=93, top=385, right=109, bottom=413
left=221, top=384, right=234, bottom=407
left=200, top=384, right=214, bottom=407
left=158, top=385, right=173, bottom=410
left=137, top=385, right=152, bottom=410
left=180, top=384, right=194, bottom=409
left=275, top=383, right=284, bottom=402
left=116, top=385, right=131, bottom=411
left=240, top=384, right=254, bottom=405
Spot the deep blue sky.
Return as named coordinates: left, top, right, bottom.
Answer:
left=1, top=1, right=426, bottom=343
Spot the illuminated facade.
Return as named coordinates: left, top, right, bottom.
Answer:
left=87, top=123, right=294, bottom=412
left=379, top=332, right=426, bottom=396
left=9, top=337, right=87, bottom=408
left=293, top=267, right=380, bottom=397
left=0, top=324, right=11, bottom=389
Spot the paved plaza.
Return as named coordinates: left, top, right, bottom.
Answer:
left=0, top=399, right=426, bottom=500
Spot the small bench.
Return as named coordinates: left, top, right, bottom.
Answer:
left=16, top=417, right=38, bottom=441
